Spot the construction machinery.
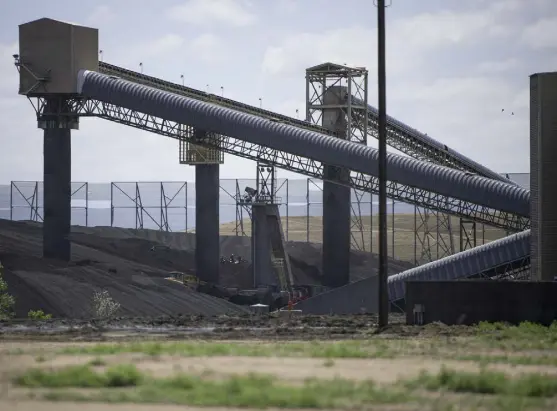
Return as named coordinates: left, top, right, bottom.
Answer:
left=166, top=271, right=290, bottom=311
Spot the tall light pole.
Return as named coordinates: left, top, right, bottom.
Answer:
left=259, top=97, right=262, bottom=108
left=220, top=86, right=224, bottom=97
left=139, top=62, right=143, bottom=73
left=99, top=50, right=103, bottom=62
left=180, top=74, right=184, bottom=86
left=376, top=0, right=389, bottom=328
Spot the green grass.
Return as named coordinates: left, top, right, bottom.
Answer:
left=88, top=357, right=106, bottom=367
left=14, top=365, right=409, bottom=409
left=15, top=364, right=143, bottom=388
left=407, top=367, right=557, bottom=398
left=474, top=321, right=557, bottom=350
left=60, top=339, right=395, bottom=359
left=53, top=322, right=557, bottom=361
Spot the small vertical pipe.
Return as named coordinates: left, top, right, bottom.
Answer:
left=85, top=182, right=89, bottom=227
left=391, top=199, right=395, bottom=260
left=306, top=178, right=310, bottom=243
left=110, top=182, right=114, bottom=227
left=286, top=178, right=289, bottom=241
left=9, top=181, right=13, bottom=220
left=377, top=0, right=389, bottom=327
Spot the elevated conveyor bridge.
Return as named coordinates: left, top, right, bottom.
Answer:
left=98, top=62, right=516, bottom=184
left=15, top=18, right=532, bottom=302
left=36, top=71, right=530, bottom=234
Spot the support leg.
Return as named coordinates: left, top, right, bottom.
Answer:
left=322, top=165, right=351, bottom=287
left=195, top=164, right=220, bottom=284
left=43, top=128, right=71, bottom=260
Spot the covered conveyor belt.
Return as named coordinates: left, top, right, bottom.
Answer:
left=99, top=62, right=512, bottom=182
left=76, top=71, right=529, bottom=229
left=71, top=70, right=532, bottom=300
left=348, top=93, right=517, bottom=184
left=294, top=230, right=530, bottom=314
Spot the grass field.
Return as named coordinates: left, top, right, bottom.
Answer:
left=2, top=322, right=557, bottom=410
left=217, top=214, right=509, bottom=263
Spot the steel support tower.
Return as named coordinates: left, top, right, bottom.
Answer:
left=179, top=127, right=224, bottom=283
left=306, top=63, right=368, bottom=287
left=251, top=163, right=278, bottom=287
left=530, top=71, right=557, bottom=282
left=236, top=162, right=292, bottom=289
left=15, top=18, right=98, bottom=261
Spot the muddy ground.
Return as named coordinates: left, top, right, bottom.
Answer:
left=0, top=313, right=482, bottom=342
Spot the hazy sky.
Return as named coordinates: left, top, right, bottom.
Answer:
left=0, top=0, right=555, bottom=183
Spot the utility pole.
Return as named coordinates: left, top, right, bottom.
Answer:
left=376, top=0, right=389, bottom=328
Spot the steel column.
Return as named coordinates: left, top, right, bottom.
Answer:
left=43, top=126, right=72, bottom=260
left=195, top=164, right=220, bottom=284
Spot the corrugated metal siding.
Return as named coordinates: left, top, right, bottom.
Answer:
left=530, top=75, right=540, bottom=280
left=532, top=73, right=557, bottom=281
left=78, top=71, right=530, bottom=217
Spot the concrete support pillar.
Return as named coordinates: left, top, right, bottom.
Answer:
left=195, top=164, right=220, bottom=284
left=251, top=205, right=274, bottom=287
left=322, top=165, right=351, bottom=287
left=43, top=127, right=72, bottom=260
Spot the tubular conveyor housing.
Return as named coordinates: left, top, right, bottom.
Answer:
left=387, top=229, right=530, bottom=302
left=347, top=92, right=517, bottom=184
left=76, top=70, right=530, bottom=222
left=74, top=70, right=532, bottom=293
left=99, top=62, right=512, bottom=183
left=293, top=230, right=530, bottom=313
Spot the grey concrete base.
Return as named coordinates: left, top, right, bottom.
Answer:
left=43, top=127, right=71, bottom=261
left=322, top=165, right=351, bottom=288
left=195, top=164, right=220, bottom=284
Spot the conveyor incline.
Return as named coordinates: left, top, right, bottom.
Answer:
left=76, top=70, right=529, bottom=220
left=100, top=62, right=512, bottom=183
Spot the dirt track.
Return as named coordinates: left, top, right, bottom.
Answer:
left=0, top=219, right=413, bottom=319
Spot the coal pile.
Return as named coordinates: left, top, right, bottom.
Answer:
left=0, top=220, right=248, bottom=318
left=0, top=219, right=414, bottom=319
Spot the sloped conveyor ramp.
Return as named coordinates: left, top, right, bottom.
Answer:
left=294, top=230, right=530, bottom=315
left=76, top=70, right=529, bottom=221
left=348, top=93, right=517, bottom=183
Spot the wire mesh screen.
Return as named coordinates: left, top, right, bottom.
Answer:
left=3, top=173, right=529, bottom=263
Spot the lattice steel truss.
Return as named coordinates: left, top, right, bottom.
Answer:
left=23, top=96, right=529, bottom=233
left=178, top=128, right=224, bottom=164
left=305, top=63, right=370, bottom=250
left=233, top=161, right=282, bottom=235
left=96, top=61, right=521, bottom=263
left=362, top=105, right=458, bottom=263
left=306, top=63, right=368, bottom=144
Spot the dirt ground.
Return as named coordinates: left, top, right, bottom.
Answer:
left=1, top=324, right=557, bottom=410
